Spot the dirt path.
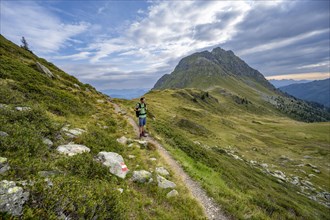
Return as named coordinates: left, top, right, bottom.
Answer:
left=113, top=102, right=229, bottom=220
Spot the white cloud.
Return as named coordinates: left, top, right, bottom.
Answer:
left=0, top=1, right=89, bottom=54
left=266, top=72, right=330, bottom=80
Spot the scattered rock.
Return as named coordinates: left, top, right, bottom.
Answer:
left=157, top=175, right=176, bottom=189
left=156, top=167, right=169, bottom=176
left=313, top=169, right=321, bottom=174
left=42, top=138, right=53, bottom=148
left=117, top=136, right=128, bottom=145
left=73, top=83, right=80, bottom=89
left=322, top=192, right=330, bottom=201
left=96, top=99, right=105, bottom=103
left=134, top=140, right=148, bottom=147
left=308, top=174, right=316, bottom=178
left=96, top=152, right=129, bottom=179
left=38, top=171, right=60, bottom=177
left=0, top=157, right=10, bottom=174
left=261, top=163, right=269, bottom=168
left=149, top=158, right=157, bottom=161
left=0, top=131, right=9, bottom=137
left=250, top=160, right=257, bottom=165
left=193, top=141, right=201, bottom=145
left=303, top=155, right=312, bottom=159
left=0, top=180, right=29, bottom=216
left=128, top=155, right=135, bottom=159
left=166, top=189, right=179, bottom=198
left=0, top=104, right=8, bottom=109
left=306, top=163, right=318, bottom=169
left=290, top=176, right=300, bottom=185
left=66, top=128, right=86, bottom=138
left=56, top=144, right=90, bottom=156
left=271, top=170, right=286, bottom=181
left=44, top=178, right=53, bottom=187
left=15, top=106, right=31, bottom=111
left=279, top=155, right=292, bottom=161
left=117, top=188, right=124, bottom=193
left=36, top=62, right=54, bottom=78
left=131, top=170, right=152, bottom=183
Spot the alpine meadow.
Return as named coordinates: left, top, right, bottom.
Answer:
left=1, top=1, right=330, bottom=220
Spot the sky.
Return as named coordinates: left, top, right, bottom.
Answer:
left=1, top=0, right=329, bottom=90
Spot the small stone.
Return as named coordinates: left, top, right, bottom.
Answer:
left=313, top=169, right=321, bottom=173
left=15, top=106, right=31, bottom=111
left=306, top=163, right=318, bottom=169
left=250, top=160, right=257, bottom=165
left=291, top=176, right=300, bottom=185
left=42, top=138, right=53, bottom=148
left=0, top=131, right=9, bottom=137
left=149, top=158, right=157, bottom=161
left=166, top=189, right=179, bottom=198
left=157, top=175, right=176, bottom=189
left=134, top=140, right=148, bottom=147
left=156, top=167, right=169, bottom=176
left=303, top=155, right=312, bottom=159
left=73, top=83, right=80, bottom=89
left=261, top=163, right=269, bottom=168
left=56, top=144, right=90, bottom=156
left=38, top=171, right=60, bottom=177
left=131, top=170, right=152, bottom=183
left=0, top=104, right=8, bottom=109
left=117, top=188, right=123, bottom=193
left=323, top=192, right=330, bottom=201
left=0, top=157, right=10, bottom=174
left=96, top=99, right=105, bottom=103
left=128, top=155, right=135, bottom=159
left=308, top=174, right=316, bottom=178
left=117, top=136, right=128, bottom=145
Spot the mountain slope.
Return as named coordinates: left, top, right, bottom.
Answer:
left=0, top=35, right=205, bottom=219
left=153, top=47, right=330, bottom=123
left=153, top=47, right=275, bottom=91
left=279, top=78, right=330, bottom=107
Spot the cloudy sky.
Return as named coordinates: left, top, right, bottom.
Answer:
left=1, top=0, right=329, bottom=90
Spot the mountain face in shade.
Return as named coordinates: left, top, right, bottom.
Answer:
left=153, top=47, right=275, bottom=91
left=279, top=78, right=330, bottom=107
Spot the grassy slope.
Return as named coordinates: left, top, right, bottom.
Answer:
left=119, top=87, right=330, bottom=219
left=0, top=35, right=205, bottom=219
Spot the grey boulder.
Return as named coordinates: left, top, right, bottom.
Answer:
left=36, top=62, right=54, bottom=78
left=96, top=152, right=129, bottom=179
left=157, top=175, right=176, bottom=189
left=131, top=170, right=152, bottom=183
left=166, top=189, right=179, bottom=198
left=0, top=131, right=9, bottom=137
left=156, top=167, right=169, bottom=176
left=56, top=144, right=90, bottom=156
left=0, top=180, right=29, bottom=216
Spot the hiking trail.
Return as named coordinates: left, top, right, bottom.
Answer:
left=112, top=102, right=229, bottom=220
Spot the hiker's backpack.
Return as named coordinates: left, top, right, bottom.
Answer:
left=135, top=103, right=147, bottom=117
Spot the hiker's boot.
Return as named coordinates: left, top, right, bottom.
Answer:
left=139, top=133, right=143, bottom=139
left=142, top=131, right=147, bottom=137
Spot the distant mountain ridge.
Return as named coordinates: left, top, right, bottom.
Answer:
left=153, top=47, right=275, bottom=91
left=269, top=79, right=312, bottom=88
left=279, top=78, right=330, bottom=107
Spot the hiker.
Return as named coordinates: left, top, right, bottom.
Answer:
left=135, top=97, right=147, bottom=138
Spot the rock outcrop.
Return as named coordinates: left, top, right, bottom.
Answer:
left=36, top=62, right=54, bottom=78
left=0, top=180, right=29, bottom=216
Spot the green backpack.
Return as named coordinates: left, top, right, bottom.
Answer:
left=135, top=103, right=147, bottom=117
